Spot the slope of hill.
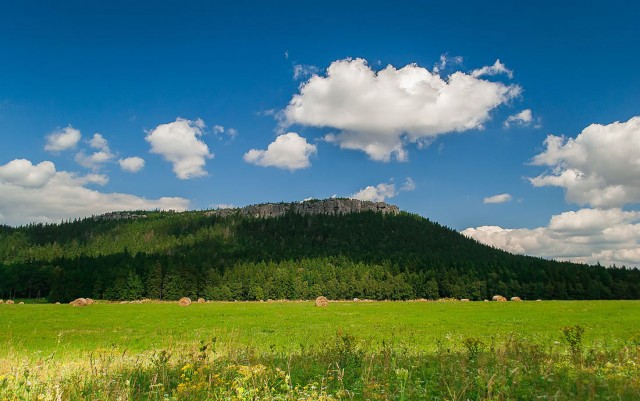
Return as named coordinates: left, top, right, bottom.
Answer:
left=0, top=199, right=638, bottom=302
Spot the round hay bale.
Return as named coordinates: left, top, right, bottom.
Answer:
left=70, top=298, right=88, bottom=307
left=0, top=299, right=4, bottom=304
left=197, top=297, right=205, bottom=303
left=18, top=302, right=24, bottom=305
left=6, top=300, right=14, bottom=305
left=510, top=296, right=522, bottom=302
left=85, top=298, right=95, bottom=305
left=55, top=302, right=60, bottom=305
left=492, top=295, right=507, bottom=302
left=178, top=297, right=192, bottom=307
left=460, top=298, right=470, bottom=302
left=536, top=299, right=542, bottom=302
left=315, top=296, right=329, bottom=307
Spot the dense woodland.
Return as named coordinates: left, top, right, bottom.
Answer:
left=1, top=206, right=639, bottom=302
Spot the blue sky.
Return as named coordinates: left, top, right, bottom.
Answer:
left=1, top=0, right=639, bottom=266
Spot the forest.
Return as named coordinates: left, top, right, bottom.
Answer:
left=1, top=205, right=639, bottom=302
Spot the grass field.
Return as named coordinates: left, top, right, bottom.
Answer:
left=1, top=300, right=640, bottom=400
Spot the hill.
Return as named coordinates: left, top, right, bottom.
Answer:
left=0, top=199, right=638, bottom=302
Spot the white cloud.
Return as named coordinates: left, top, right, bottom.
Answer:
left=401, top=177, right=416, bottom=192
left=504, top=109, right=537, bottom=128
left=463, top=208, right=640, bottom=267
left=471, top=59, right=513, bottom=79
left=530, top=116, right=640, bottom=208
left=483, top=193, right=512, bottom=204
left=0, top=159, right=188, bottom=226
left=44, top=126, right=81, bottom=152
left=350, top=177, right=415, bottom=202
left=293, top=64, right=319, bottom=80
left=350, top=182, right=397, bottom=202
left=211, top=203, right=234, bottom=210
left=243, top=132, right=317, bottom=171
left=145, top=118, right=213, bottom=179
left=74, top=133, right=117, bottom=170
left=0, top=159, right=56, bottom=188
left=283, top=58, right=520, bottom=161
left=119, top=157, right=145, bottom=173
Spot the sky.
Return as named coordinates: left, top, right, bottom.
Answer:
left=1, top=0, right=639, bottom=267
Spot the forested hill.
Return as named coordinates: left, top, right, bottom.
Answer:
left=1, top=199, right=639, bottom=302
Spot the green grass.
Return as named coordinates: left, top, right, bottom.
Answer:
left=1, top=300, right=639, bottom=358
left=1, top=300, right=640, bottom=400
left=0, top=301, right=640, bottom=357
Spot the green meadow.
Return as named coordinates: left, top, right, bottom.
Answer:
left=1, top=300, right=640, bottom=400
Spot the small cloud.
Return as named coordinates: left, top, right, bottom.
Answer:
left=504, top=109, right=541, bottom=128
left=45, top=126, right=82, bottom=152
left=75, top=133, right=115, bottom=170
left=243, top=132, right=317, bottom=171
left=293, top=64, right=319, bottom=80
left=471, top=59, right=513, bottom=79
left=483, top=193, right=513, bottom=204
left=401, top=177, right=416, bottom=192
left=350, top=182, right=397, bottom=202
left=119, top=157, right=145, bottom=173
left=284, top=50, right=289, bottom=59
left=212, top=203, right=234, bottom=210
left=227, top=128, right=238, bottom=139
left=212, top=125, right=225, bottom=134
left=145, top=118, right=213, bottom=180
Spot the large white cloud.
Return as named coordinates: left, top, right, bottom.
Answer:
left=283, top=58, right=520, bottom=161
left=243, top=132, right=316, bottom=171
left=44, top=126, right=81, bottom=152
left=145, top=118, right=213, bottom=179
left=530, top=116, right=640, bottom=208
left=0, top=159, right=189, bottom=226
left=463, top=208, right=640, bottom=267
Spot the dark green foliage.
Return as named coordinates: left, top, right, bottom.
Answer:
left=0, top=209, right=639, bottom=302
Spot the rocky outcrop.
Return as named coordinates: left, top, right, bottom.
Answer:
left=92, top=212, right=148, bottom=222
left=206, top=198, right=400, bottom=219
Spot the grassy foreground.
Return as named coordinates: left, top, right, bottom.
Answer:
left=1, top=300, right=640, bottom=400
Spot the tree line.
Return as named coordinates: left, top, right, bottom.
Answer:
left=1, top=210, right=639, bottom=302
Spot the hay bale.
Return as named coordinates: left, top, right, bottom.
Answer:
left=55, top=302, right=60, bottom=305
left=178, top=297, right=192, bottom=307
left=315, top=296, right=329, bottom=307
left=6, top=300, right=14, bottom=305
left=85, top=298, right=95, bottom=305
left=492, top=295, right=507, bottom=302
left=18, top=302, right=24, bottom=305
left=70, top=298, right=88, bottom=307
left=197, top=297, right=205, bottom=303
left=460, top=298, right=470, bottom=302
left=510, top=296, right=522, bottom=302
left=0, top=300, right=3, bottom=304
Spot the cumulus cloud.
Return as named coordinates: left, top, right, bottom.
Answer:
left=283, top=58, right=520, bottom=161
left=483, top=193, right=512, bottom=204
left=74, top=133, right=117, bottom=170
left=145, top=118, right=213, bottom=179
left=118, top=157, right=145, bottom=173
left=530, top=116, right=640, bottom=208
left=0, top=159, right=56, bottom=188
left=350, top=182, right=397, bottom=202
left=243, top=132, right=317, bottom=171
left=350, top=177, right=415, bottom=202
left=463, top=208, right=640, bottom=267
left=44, top=126, right=81, bottom=152
left=504, top=109, right=539, bottom=128
left=0, top=159, right=188, bottom=226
